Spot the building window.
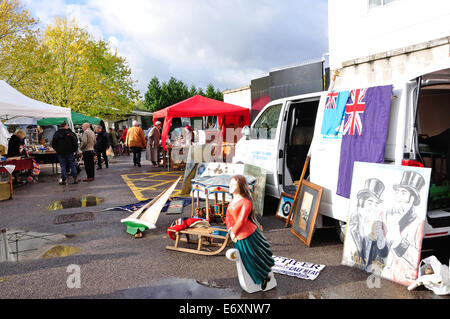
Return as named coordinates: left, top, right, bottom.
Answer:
left=369, top=0, right=396, bottom=8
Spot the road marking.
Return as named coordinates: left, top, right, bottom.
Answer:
left=121, top=171, right=184, bottom=201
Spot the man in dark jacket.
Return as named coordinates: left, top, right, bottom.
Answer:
left=52, top=122, right=79, bottom=185
left=95, top=125, right=109, bottom=170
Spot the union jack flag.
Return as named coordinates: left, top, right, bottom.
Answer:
left=325, top=91, right=339, bottom=109
left=343, top=88, right=367, bottom=136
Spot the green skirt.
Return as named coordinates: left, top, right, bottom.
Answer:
left=233, top=228, right=275, bottom=285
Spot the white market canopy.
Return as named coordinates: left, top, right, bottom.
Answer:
left=0, top=80, right=72, bottom=127
left=4, top=116, right=38, bottom=126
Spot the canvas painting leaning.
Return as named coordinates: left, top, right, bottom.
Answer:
left=342, top=161, right=431, bottom=287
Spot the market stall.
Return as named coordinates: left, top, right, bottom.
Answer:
left=27, top=149, right=59, bottom=175
left=37, top=110, right=101, bottom=126
left=0, top=80, right=73, bottom=128
left=0, top=157, right=35, bottom=194
left=153, top=95, right=250, bottom=170
left=0, top=80, right=73, bottom=153
left=153, top=95, right=250, bottom=148
left=0, top=81, right=73, bottom=185
left=30, top=111, right=101, bottom=173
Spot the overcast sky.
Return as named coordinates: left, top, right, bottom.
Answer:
left=23, top=0, right=329, bottom=97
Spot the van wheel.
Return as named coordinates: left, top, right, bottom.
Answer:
left=335, top=220, right=346, bottom=243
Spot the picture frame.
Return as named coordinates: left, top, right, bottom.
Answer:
left=341, top=162, right=431, bottom=287
left=275, top=192, right=295, bottom=224
left=290, top=180, right=323, bottom=247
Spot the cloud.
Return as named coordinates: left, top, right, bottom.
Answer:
left=23, top=0, right=329, bottom=96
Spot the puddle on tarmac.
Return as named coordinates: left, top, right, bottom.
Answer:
left=47, top=196, right=104, bottom=211
left=108, top=278, right=241, bottom=299
left=0, top=229, right=67, bottom=262
left=40, top=245, right=80, bottom=259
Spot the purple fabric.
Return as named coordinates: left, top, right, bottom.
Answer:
left=337, top=85, right=393, bottom=198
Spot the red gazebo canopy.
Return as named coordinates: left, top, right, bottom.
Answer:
left=153, top=95, right=250, bottom=149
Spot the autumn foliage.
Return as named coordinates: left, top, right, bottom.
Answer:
left=0, top=1, right=138, bottom=119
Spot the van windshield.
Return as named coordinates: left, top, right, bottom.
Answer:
left=251, top=103, right=282, bottom=139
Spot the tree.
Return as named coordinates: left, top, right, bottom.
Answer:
left=0, top=0, right=36, bottom=41
left=144, top=76, right=163, bottom=112
left=188, top=84, right=197, bottom=97
left=0, top=0, right=40, bottom=85
left=205, top=83, right=224, bottom=101
left=143, top=76, right=224, bottom=112
left=215, top=89, right=224, bottom=101
left=5, top=17, right=139, bottom=118
left=160, top=77, right=190, bottom=107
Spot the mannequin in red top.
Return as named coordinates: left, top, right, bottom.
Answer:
left=226, top=175, right=275, bottom=291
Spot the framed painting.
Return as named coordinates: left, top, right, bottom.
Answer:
left=244, top=164, right=267, bottom=217
left=341, top=162, right=431, bottom=287
left=276, top=192, right=295, bottom=224
left=290, top=180, right=323, bottom=247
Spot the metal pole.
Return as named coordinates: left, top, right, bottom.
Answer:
left=1, top=229, right=7, bottom=262
left=15, top=233, right=19, bottom=262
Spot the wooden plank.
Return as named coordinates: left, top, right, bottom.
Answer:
left=176, top=237, right=224, bottom=248
left=168, top=229, right=226, bottom=240
left=166, top=245, right=221, bottom=256
left=286, top=155, right=310, bottom=228
left=174, top=232, right=180, bottom=248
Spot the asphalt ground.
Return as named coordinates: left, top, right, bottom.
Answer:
left=0, top=154, right=448, bottom=301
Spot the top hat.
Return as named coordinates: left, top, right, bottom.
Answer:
left=357, top=178, right=385, bottom=204
left=393, top=170, right=425, bottom=206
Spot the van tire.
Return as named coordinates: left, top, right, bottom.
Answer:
left=335, top=220, right=346, bottom=243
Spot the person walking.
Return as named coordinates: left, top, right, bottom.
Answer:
left=51, top=122, right=79, bottom=185
left=120, top=126, right=129, bottom=156
left=95, top=125, right=109, bottom=170
left=108, top=128, right=119, bottom=157
left=126, top=121, right=146, bottom=167
left=80, top=122, right=96, bottom=182
left=146, top=121, right=162, bottom=167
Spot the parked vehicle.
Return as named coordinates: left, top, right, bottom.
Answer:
left=233, top=67, right=450, bottom=241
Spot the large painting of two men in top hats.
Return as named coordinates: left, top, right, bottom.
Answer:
left=342, top=162, right=431, bottom=286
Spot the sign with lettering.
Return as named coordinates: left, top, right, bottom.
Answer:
left=272, top=256, right=325, bottom=280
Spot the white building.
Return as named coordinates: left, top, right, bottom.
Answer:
left=223, top=86, right=251, bottom=109
left=329, top=0, right=450, bottom=87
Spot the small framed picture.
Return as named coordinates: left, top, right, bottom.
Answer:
left=275, top=192, right=295, bottom=224
left=290, top=180, right=323, bottom=247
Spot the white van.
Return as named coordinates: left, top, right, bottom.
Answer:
left=233, top=67, right=450, bottom=241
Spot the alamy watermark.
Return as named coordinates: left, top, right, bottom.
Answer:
left=66, top=264, right=81, bottom=289
left=366, top=265, right=382, bottom=289
left=169, top=120, right=275, bottom=164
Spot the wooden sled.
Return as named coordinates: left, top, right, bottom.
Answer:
left=166, top=226, right=231, bottom=256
